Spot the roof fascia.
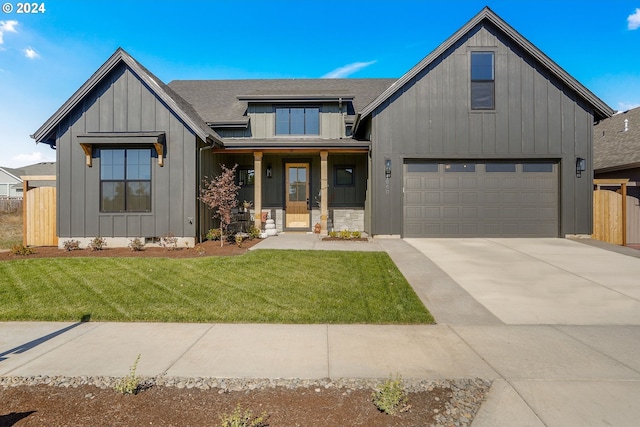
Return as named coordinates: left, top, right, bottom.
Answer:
left=237, top=94, right=355, bottom=103
left=0, top=167, right=23, bottom=182
left=355, top=7, right=613, bottom=132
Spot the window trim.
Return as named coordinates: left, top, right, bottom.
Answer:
left=100, top=147, right=152, bottom=213
left=470, top=50, right=495, bottom=111
left=275, top=106, right=320, bottom=136
left=334, top=165, right=355, bottom=187
left=237, top=167, right=255, bottom=187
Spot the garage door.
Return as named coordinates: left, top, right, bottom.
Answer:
left=403, top=161, right=558, bottom=237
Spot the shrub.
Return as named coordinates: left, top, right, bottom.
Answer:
left=128, top=238, right=145, bottom=251
left=371, top=375, right=410, bottom=415
left=114, top=354, right=142, bottom=395
left=351, top=230, right=362, bottom=239
left=160, top=232, right=178, bottom=250
left=339, top=229, right=352, bottom=240
left=10, top=244, right=34, bottom=256
left=207, top=228, right=222, bottom=241
left=87, top=237, right=107, bottom=251
left=220, top=404, right=267, bottom=427
left=193, top=243, right=206, bottom=256
left=248, top=226, right=261, bottom=240
left=235, top=233, right=245, bottom=248
left=328, top=230, right=338, bottom=238
left=63, top=239, right=81, bottom=251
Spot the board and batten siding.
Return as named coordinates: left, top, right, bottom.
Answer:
left=55, top=62, right=199, bottom=240
left=370, top=23, right=595, bottom=236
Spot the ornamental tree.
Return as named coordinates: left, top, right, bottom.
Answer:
left=199, top=164, right=240, bottom=246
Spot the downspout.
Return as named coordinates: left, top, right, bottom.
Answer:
left=198, top=144, right=214, bottom=243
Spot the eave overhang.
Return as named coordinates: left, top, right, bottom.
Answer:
left=219, top=138, right=370, bottom=151
left=237, top=94, right=354, bottom=103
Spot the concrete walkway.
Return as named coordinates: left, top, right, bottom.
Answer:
left=1, top=234, right=640, bottom=426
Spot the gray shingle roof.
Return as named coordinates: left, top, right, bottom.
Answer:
left=167, top=79, right=396, bottom=125
left=594, top=107, right=640, bottom=171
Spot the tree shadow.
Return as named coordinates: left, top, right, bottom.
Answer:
left=0, top=411, right=37, bottom=426
left=0, top=314, right=91, bottom=362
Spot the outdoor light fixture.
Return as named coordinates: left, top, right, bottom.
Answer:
left=576, top=157, right=586, bottom=178
left=385, top=158, right=392, bottom=178
left=266, top=164, right=272, bottom=178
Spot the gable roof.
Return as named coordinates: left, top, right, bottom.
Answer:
left=0, top=167, right=22, bottom=183
left=32, top=48, right=222, bottom=146
left=594, top=107, right=640, bottom=172
left=168, top=79, right=396, bottom=127
left=355, top=6, right=613, bottom=131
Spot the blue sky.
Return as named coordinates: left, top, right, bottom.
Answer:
left=1, top=0, right=639, bottom=168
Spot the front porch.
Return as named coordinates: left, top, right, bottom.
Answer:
left=200, top=148, right=368, bottom=237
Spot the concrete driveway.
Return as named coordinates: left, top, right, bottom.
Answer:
left=404, top=238, right=640, bottom=325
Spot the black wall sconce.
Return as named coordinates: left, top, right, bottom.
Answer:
left=266, top=164, right=272, bottom=178
left=576, top=157, right=586, bottom=178
left=385, top=158, right=392, bottom=178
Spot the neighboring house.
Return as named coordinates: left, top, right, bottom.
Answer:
left=32, top=7, right=612, bottom=247
left=594, top=106, right=640, bottom=198
left=0, top=162, right=56, bottom=198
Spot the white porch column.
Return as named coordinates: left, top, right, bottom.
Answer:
left=320, top=151, right=328, bottom=236
left=253, top=151, right=263, bottom=230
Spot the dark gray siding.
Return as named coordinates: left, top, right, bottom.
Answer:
left=370, top=23, right=595, bottom=236
left=56, top=63, right=199, bottom=239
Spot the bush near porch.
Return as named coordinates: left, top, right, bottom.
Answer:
left=0, top=250, right=434, bottom=324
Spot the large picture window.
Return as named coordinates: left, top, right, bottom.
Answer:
left=275, top=107, right=319, bottom=135
left=471, top=51, right=495, bottom=110
left=100, top=148, right=151, bottom=212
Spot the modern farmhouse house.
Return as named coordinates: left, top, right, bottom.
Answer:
left=32, top=7, right=612, bottom=247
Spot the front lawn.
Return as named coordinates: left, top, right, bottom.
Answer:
left=0, top=250, right=433, bottom=324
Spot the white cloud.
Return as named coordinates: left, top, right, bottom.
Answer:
left=24, top=47, right=39, bottom=59
left=617, top=101, right=640, bottom=112
left=0, top=20, right=19, bottom=44
left=12, top=151, right=54, bottom=167
left=628, top=8, right=640, bottom=30
left=322, top=61, right=377, bottom=78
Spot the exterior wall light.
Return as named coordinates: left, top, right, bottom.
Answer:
left=576, top=157, right=586, bottom=178
left=266, top=164, right=272, bottom=178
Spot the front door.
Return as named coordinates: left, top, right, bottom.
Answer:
left=285, top=163, right=310, bottom=228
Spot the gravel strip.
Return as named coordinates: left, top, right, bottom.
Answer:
left=1, top=375, right=491, bottom=426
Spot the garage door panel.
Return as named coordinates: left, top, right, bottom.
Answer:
left=403, top=161, right=558, bottom=238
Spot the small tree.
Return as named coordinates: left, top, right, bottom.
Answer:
left=200, top=164, right=240, bottom=247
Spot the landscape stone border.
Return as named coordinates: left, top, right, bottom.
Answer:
left=1, top=376, right=491, bottom=426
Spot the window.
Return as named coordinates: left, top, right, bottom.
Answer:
left=445, top=163, right=476, bottom=172
left=407, top=163, right=438, bottom=173
left=237, top=168, right=255, bottom=186
left=471, top=51, right=495, bottom=110
left=100, top=148, right=151, bottom=212
left=523, top=163, right=554, bottom=173
left=335, top=166, right=355, bottom=186
left=486, top=163, right=516, bottom=172
left=275, top=107, right=319, bottom=135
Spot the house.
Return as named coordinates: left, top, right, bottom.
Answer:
left=594, top=107, right=640, bottom=198
left=32, top=7, right=612, bottom=248
left=0, top=162, right=56, bottom=198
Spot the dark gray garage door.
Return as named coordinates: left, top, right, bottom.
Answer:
left=403, top=161, right=558, bottom=237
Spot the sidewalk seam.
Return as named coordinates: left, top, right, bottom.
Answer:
left=160, top=323, right=216, bottom=376
left=448, top=326, right=547, bottom=427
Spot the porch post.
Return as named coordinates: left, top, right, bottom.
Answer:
left=253, top=151, right=263, bottom=230
left=320, top=151, right=328, bottom=236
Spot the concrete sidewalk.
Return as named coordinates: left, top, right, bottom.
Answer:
left=2, top=235, right=640, bottom=426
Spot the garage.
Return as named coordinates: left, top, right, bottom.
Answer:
left=403, top=161, right=558, bottom=237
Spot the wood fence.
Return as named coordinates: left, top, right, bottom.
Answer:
left=0, top=198, right=22, bottom=213
left=592, top=179, right=640, bottom=245
left=22, top=176, right=57, bottom=247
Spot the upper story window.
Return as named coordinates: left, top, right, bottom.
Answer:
left=275, top=107, right=319, bottom=135
left=100, top=148, right=151, bottom=212
left=470, top=51, right=495, bottom=110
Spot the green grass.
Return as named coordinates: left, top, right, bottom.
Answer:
left=0, top=250, right=434, bottom=324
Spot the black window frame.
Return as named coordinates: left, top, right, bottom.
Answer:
left=100, top=147, right=152, bottom=213
left=237, top=167, right=255, bottom=187
left=470, top=51, right=495, bottom=110
left=275, top=106, right=320, bottom=135
left=334, top=165, right=355, bottom=187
